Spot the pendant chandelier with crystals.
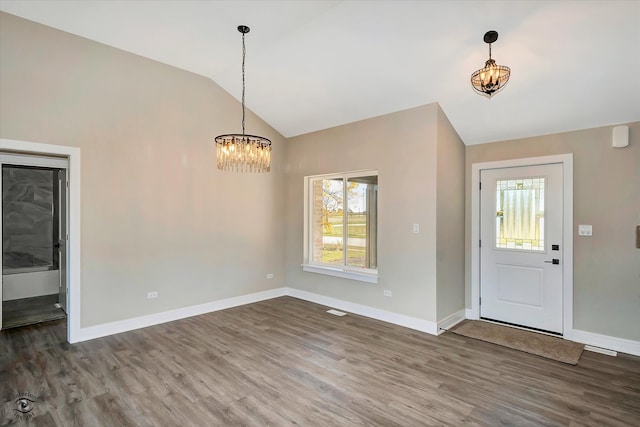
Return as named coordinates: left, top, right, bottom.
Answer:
left=215, top=25, right=271, bottom=172
left=471, top=30, right=511, bottom=97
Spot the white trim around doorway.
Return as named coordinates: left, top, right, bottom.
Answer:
left=470, top=154, right=574, bottom=339
left=0, top=138, right=81, bottom=343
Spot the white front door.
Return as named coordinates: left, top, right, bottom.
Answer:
left=480, top=163, right=564, bottom=334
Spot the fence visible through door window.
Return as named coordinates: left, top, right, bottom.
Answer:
left=495, top=177, right=545, bottom=251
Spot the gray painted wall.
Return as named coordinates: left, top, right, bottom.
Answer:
left=285, top=104, right=442, bottom=322
left=466, top=123, right=640, bottom=341
left=0, top=12, right=286, bottom=327
left=435, top=108, right=466, bottom=321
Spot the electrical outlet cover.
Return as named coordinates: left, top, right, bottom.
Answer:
left=578, top=225, right=592, bottom=236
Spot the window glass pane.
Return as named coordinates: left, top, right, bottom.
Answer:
left=311, top=177, right=344, bottom=265
left=495, top=177, right=545, bottom=251
left=2, top=166, right=57, bottom=270
left=346, top=176, right=377, bottom=269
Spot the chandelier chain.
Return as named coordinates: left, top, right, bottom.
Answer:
left=241, top=31, right=246, bottom=135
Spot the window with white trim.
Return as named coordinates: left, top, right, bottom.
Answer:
left=303, top=170, right=378, bottom=282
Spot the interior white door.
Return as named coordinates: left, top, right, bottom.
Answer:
left=480, top=163, right=563, bottom=334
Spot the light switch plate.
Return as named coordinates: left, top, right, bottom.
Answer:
left=578, top=225, right=592, bottom=236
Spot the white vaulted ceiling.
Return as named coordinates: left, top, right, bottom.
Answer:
left=1, top=0, right=639, bottom=145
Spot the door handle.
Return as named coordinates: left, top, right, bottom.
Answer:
left=544, top=259, right=560, bottom=265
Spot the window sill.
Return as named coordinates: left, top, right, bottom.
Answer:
left=301, top=264, right=378, bottom=284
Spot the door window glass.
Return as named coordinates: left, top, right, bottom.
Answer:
left=495, top=177, right=545, bottom=251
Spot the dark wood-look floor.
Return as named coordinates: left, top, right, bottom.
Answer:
left=2, top=294, right=66, bottom=329
left=1, top=296, right=639, bottom=426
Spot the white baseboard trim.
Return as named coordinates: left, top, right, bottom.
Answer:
left=570, top=329, right=640, bottom=357
left=286, top=288, right=438, bottom=335
left=437, top=309, right=466, bottom=335
left=584, top=345, right=617, bottom=357
left=465, top=308, right=476, bottom=320
left=78, top=287, right=287, bottom=342
left=75, top=287, right=640, bottom=358
left=77, top=286, right=440, bottom=343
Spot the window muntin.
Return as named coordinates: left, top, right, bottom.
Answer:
left=495, top=177, right=545, bottom=251
left=308, top=171, right=378, bottom=273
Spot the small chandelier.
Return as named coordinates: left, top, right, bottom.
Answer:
left=471, top=30, right=511, bottom=97
left=215, top=25, right=271, bottom=172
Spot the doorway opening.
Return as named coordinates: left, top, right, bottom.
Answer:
left=2, top=161, right=68, bottom=328
left=0, top=139, right=80, bottom=344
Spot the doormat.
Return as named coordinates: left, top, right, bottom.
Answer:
left=451, top=321, right=584, bottom=365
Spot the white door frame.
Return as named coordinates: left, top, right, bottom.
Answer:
left=0, top=138, right=81, bottom=343
left=470, top=154, right=574, bottom=338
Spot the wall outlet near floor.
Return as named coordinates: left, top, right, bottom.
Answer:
left=147, top=291, right=158, bottom=299
left=383, top=290, right=392, bottom=297
left=266, top=273, right=274, bottom=279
